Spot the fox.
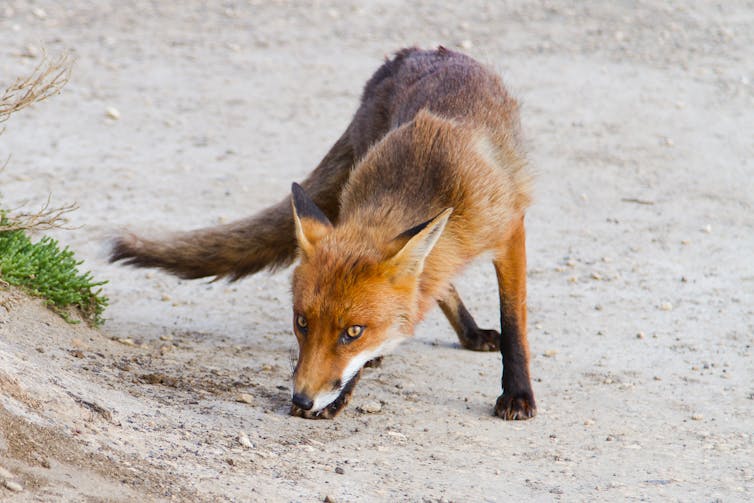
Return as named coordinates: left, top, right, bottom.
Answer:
left=111, top=46, right=536, bottom=420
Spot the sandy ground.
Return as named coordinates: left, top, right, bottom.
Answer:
left=1, top=0, right=753, bottom=501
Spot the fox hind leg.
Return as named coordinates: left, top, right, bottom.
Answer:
left=492, top=217, right=536, bottom=420
left=438, top=285, right=500, bottom=351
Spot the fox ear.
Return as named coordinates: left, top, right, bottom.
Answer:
left=388, top=208, right=453, bottom=277
left=291, top=183, right=332, bottom=256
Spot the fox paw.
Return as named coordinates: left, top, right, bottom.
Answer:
left=459, top=329, right=500, bottom=352
left=494, top=392, right=536, bottom=420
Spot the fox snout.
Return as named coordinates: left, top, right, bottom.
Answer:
left=291, top=392, right=314, bottom=411
left=290, top=366, right=364, bottom=419
left=292, top=366, right=345, bottom=413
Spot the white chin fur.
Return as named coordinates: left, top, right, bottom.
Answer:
left=309, top=336, right=405, bottom=412
left=311, top=390, right=343, bottom=412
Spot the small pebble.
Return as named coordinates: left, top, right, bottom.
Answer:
left=236, top=393, right=254, bottom=404
left=543, top=349, right=557, bottom=358
left=359, top=400, right=382, bottom=413
left=161, top=294, right=172, bottom=302
left=238, top=432, right=252, bottom=448
left=324, top=496, right=336, bottom=503
left=105, top=107, right=121, bottom=120
left=459, top=39, right=473, bottom=49
left=584, top=419, right=594, bottom=426
left=118, top=338, right=136, bottom=347
left=702, top=224, right=712, bottom=234
left=591, top=272, right=602, bottom=280
left=636, top=332, right=645, bottom=339
left=22, top=44, right=39, bottom=58
left=335, top=466, right=345, bottom=475
left=3, top=480, right=22, bottom=492
left=660, top=302, right=673, bottom=311
left=691, top=414, right=704, bottom=421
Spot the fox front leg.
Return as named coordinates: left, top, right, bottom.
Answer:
left=492, top=217, right=536, bottom=420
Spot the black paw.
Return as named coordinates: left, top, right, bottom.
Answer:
left=494, top=391, right=536, bottom=420
left=459, top=328, right=500, bottom=352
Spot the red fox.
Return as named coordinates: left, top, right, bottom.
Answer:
left=111, top=47, right=535, bottom=420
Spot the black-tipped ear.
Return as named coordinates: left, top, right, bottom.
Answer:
left=291, top=183, right=331, bottom=227
left=388, top=208, right=453, bottom=277
left=291, top=183, right=332, bottom=256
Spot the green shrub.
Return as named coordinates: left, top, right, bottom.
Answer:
left=0, top=212, right=108, bottom=325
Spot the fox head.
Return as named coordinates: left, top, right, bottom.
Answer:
left=288, top=183, right=451, bottom=416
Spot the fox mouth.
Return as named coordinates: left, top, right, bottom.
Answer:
left=290, top=370, right=362, bottom=420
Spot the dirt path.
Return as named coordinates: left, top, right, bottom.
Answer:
left=1, top=1, right=753, bottom=501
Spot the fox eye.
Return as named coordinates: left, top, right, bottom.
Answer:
left=295, top=314, right=308, bottom=331
left=342, top=325, right=364, bottom=342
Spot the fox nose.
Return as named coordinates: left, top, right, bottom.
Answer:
left=292, top=392, right=314, bottom=411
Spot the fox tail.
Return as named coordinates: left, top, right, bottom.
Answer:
left=110, top=129, right=354, bottom=281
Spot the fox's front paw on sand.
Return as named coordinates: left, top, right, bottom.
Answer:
left=460, top=328, right=500, bottom=352
left=494, top=392, right=537, bottom=420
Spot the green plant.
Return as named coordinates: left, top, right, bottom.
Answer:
left=0, top=212, right=108, bottom=325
